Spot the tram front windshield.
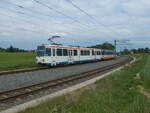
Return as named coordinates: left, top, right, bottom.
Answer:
left=37, top=46, right=45, bottom=57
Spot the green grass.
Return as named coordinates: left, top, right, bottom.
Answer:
left=19, top=54, right=150, bottom=113
left=0, top=52, right=36, bottom=71
left=140, top=55, right=150, bottom=91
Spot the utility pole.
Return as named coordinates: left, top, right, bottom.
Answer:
left=114, top=40, right=117, bottom=53
left=114, top=39, right=132, bottom=53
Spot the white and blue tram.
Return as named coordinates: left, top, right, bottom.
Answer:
left=36, top=44, right=116, bottom=66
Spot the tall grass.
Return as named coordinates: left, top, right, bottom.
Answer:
left=0, top=52, right=36, bottom=71
left=19, top=54, right=150, bottom=113
left=140, top=54, right=150, bottom=90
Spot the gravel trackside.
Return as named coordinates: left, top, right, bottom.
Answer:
left=0, top=56, right=129, bottom=92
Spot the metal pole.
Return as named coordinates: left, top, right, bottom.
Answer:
left=114, top=40, right=117, bottom=53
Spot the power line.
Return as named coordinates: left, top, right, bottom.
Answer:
left=1, top=0, right=134, bottom=42
left=0, top=0, right=115, bottom=47
left=2, top=0, right=116, bottom=35
left=1, top=0, right=103, bottom=36
left=0, top=12, right=99, bottom=46
left=0, top=0, right=56, bottom=20
left=31, top=0, right=122, bottom=40
left=67, top=0, right=137, bottom=49
left=0, top=6, right=49, bottom=30
left=0, top=1, right=84, bottom=35
left=31, top=0, right=115, bottom=37
left=0, top=7, right=96, bottom=44
left=0, top=12, right=48, bottom=35
left=32, top=0, right=91, bottom=28
left=66, top=0, right=98, bottom=24
left=66, top=0, right=121, bottom=43
left=0, top=4, right=80, bottom=35
left=0, top=2, right=52, bottom=27
left=66, top=0, right=123, bottom=37
left=68, top=0, right=139, bottom=45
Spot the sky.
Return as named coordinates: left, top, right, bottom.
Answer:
left=0, top=0, right=150, bottom=50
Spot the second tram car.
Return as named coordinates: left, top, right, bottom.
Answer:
left=36, top=44, right=116, bottom=66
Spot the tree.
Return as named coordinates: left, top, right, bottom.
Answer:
left=138, top=48, right=145, bottom=53
left=131, top=49, right=138, bottom=54
left=122, top=49, right=131, bottom=55
left=101, top=42, right=115, bottom=50
left=0, top=47, right=6, bottom=52
left=6, top=45, right=14, bottom=52
left=127, top=48, right=149, bottom=54
left=89, top=42, right=115, bottom=50
left=9, top=45, right=14, bottom=52
left=145, top=48, right=149, bottom=53
left=6, top=45, right=25, bottom=52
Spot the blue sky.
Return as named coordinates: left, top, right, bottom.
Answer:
left=0, top=0, right=150, bottom=50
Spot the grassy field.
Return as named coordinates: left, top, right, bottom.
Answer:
left=18, top=54, right=150, bottom=113
left=0, top=52, right=36, bottom=71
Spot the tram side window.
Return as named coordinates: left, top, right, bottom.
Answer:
left=112, top=52, right=115, bottom=55
left=109, top=52, right=113, bottom=55
left=84, top=51, right=87, bottom=56
left=99, top=51, right=100, bottom=55
left=92, top=50, right=95, bottom=55
left=102, top=51, right=105, bottom=55
left=57, top=49, right=62, bottom=56
left=87, top=51, right=90, bottom=55
left=74, top=50, right=77, bottom=56
left=106, top=51, right=111, bottom=55
left=53, top=49, right=55, bottom=56
left=80, top=50, right=90, bottom=56
left=46, top=48, right=51, bottom=56
left=96, top=51, right=98, bottom=55
left=97, top=51, right=100, bottom=55
left=81, top=50, right=84, bottom=56
left=102, top=51, right=113, bottom=55
left=63, top=49, right=68, bottom=56
left=104, top=51, right=107, bottom=55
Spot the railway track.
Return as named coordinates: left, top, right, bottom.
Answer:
left=0, top=67, right=49, bottom=76
left=0, top=57, right=132, bottom=106
left=0, top=60, right=102, bottom=76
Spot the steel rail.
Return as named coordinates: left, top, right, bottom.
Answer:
left=0, top=60, right=103, bottom=76
left=0, top=57, right=132, bottom=105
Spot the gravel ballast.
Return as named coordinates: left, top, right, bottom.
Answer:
left=0, top=56, right=128, bottom=92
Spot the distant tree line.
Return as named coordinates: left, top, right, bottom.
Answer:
left=88, top=42, right=150, bottom=55
left=0, top=45, right=26, bottom=52
left=1, top=44, right=149, bottom=54
left=0, top=47, right=6, bottom=52
left=121, top=48, right=150, bottom=55
left=88, top=42, right=115, bottom=50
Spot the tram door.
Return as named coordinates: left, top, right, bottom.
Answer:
left=52, top=48, right=56, bottom=66
left=68, top=50, right=73, bottom=63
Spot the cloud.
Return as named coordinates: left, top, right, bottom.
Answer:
left=122, top=0, right=150, bottom=17
left=0, top=0, right=150, bottom=49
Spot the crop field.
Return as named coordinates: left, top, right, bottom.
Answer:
left=0, top=52, right=36, bottom=71
left=19, top=54, right=150, bottom=113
